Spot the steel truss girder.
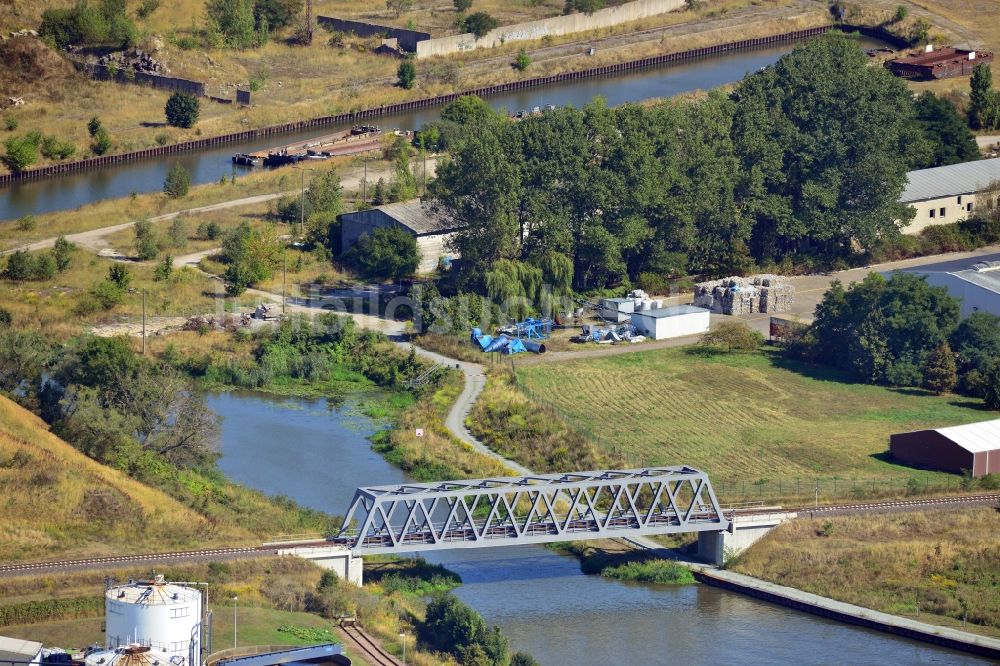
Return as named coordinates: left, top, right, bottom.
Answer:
left=336, top=467, right=729, bottom=555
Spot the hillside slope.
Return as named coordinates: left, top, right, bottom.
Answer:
left=0, top=395, right=252, bottom=561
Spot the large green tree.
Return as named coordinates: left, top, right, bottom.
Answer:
left=811, top=272, right=960, bottom=385
left=912, top=91, right=980, bottom=168
left=348, top=226, right=419, bottom=280
left=731, top=34, right=925, bottom=260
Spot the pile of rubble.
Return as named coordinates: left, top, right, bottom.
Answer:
left=693, top=274, right=794, bottom=315
left=97, top=48, right=169, bottom=75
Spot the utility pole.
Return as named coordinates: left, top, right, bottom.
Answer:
left=363, top=151, right=368, bottom=203
left=304, top=0, right=313, bottom=44
left=232, top=596, right=238, bottom=649
left=282, top=247, right=287, bottom=315
left=141, top=289, right=146, bottom=355
left=299, top=169, right=305, bottom=239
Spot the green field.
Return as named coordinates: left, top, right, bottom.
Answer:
left=517, top=348, right=997, bottom=486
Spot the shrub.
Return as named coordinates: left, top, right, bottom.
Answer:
left=254, top=0, right=303, bottom=30
left=165, top=92, right=200, bottom=128
left=893, top=5, right=908, bottom=21
left=107, top=264, right=132, bottom=289
left=397, top=59, right=416, bottom=89
left=600, top=559, right=695, bottom=584
left=92, top=280, right=125, bottom=310
left=16, top=215, right=36, bottom=232
left=699, top=320, right=764, bottom=352
left=4, top=116, right=18, bottom=131
left=4, top=132, right=41, bottom=172
left=983, top=360, right=1000, bottom=410
left=134, top=220, right=160, bottom=260
left=168, top=218, right=188, bottom=247
left=4, top=250, right=37, bottom=280
left=453, top=0, right=472, bottom=11
left=347, top=226, right=419, bottom=280
left=921, top=342, right=957, bottom=394
left=87, top=116, right=102, bottom=137
left=154, top=255, right=173, bottom=281
left=0, top=308, right=11, bottom=326
left=513, top=48, right=531, bottom=71
left=462, top=11, right=498, bottom=38
left=53, top=236, right=75, bottom=271
left=92, top=127, right=112, bottom=155
left=164, top=163, right=191, bottom=198
left=40, top=135, right=76, bottom=160
left=137, top=0, right=160, bottom=19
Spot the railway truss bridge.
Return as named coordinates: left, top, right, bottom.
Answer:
left=329, top=466, right=733, bottom=555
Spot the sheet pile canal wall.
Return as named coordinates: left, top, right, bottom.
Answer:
left=0, top=25, right=889, bottom=188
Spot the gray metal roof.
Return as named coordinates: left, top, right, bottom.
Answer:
left=933, top=419, right=1000, bottom=454
left=0, top=636, right=43, bottom=663
left=900, top=158, right=1000, bottom=203
left=216, top=644, right=345, bottom=666
left=633, top=305, right=707, bottom=318
left=951, top=268, right=1000, bottom=295
left=371, top=200, right=460, bottom=235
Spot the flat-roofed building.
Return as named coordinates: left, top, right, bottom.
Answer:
left=0, top=636, right=43, bottom=666
left=900, top=159, right=1000, bottom=235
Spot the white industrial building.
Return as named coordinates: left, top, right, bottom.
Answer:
left=339, top=199, right=463, bottom=274
left=0, top=636, right=42, bottom=666
left=105, top=576, right=203, bottom=666
left=919, top=261, right=1000, bottom=318
left=631, top=305, right=710, bottom=340
left=900, top=158, right=1000, bottom=235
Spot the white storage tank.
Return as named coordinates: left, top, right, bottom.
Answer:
left=105, top=576, right=202, bottom=666
left=86, top=646, right=181, bottom=666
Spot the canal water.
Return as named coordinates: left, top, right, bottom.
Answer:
left=1, top=37, right=889, bottom=221
left=209, top=391, right=990, bottom=665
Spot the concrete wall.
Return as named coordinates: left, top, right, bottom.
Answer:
left=317, top=16, right=430, bottom=52
left=924, top=272, right=1000, bottom=318
left=415, top=232, right=457, bottom=274
left=415, top=0, right=685, bottom=58
left=696, top=512, right=796, bottom=565
left=904, top=193, right=978, bottom=235
left=277, top=546, right=364, bottom=586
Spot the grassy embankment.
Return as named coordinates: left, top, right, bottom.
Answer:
left=473, top=346, right=1000, bottom=502
left=0, top=394, right=339, bottom=561
left=549, top=539, right=697, bottom=584
left=0, top=0, right=827, bottom=175
left=0, top=557, right=460, bottom=666
left=732, top=507, right=1000, bottom=637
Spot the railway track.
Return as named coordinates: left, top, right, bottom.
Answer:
left=1, top=493, right=996, bottom=577
left=0, top=546, right=272, bottom=577
left=339, top=625, right=403, bottom=666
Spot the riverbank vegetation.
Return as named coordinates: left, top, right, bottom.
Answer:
left=733, top=508, right=1000, bottom=637
left=550, top=540, right=696, bottom=584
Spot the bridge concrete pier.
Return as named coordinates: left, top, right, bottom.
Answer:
left=276, top=545, right=364, bottom=586
left=697, top=511, right=796, bottom=566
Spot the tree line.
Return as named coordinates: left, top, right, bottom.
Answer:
left=427, top=35, right=984, bottom=295
left=791, top=272, right=1000, bottom=407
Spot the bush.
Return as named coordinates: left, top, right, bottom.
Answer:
left=92, top=127, right=112, bottom=155
left=40, top=135, right=76, bottom=160
left=53, top=236, right=75, bottom=271
left=164, top=163, right=191, bottom=198
left=154, top=255, right=173, bottom=281
left=397, top=59, right=416, bottom=89
left=461, top=11, right=498, bottom=38
left=87, top=116, right=102, bottom=137
left=16, top=215, right=36, bottom=232
left=600, top=559, right=695, bottom=584
left=39, top=1, right=137, bottom=48
left=4, top=116, right=18, bottom=131
left=107, top=264, right=132, bottom=289
left=699, top=321, right=764, bottom=352
left=513, top=48, right=531, bottom=71
left=4, top=250, right=37, bottom=281
left=137, top=0, right=160, bottom=19
left=165, top=92, right=200, bottom=128
left=4, top=132, right=41, bottom=172
left=983, top=360, right=1000, bottom=410
left=348, top=226, right=419, bottom=280
left=133, top=220, right=160, bottom=260
left=92, top=280, right=125, bottom=310
left=453, top=0, right=472, bottom=10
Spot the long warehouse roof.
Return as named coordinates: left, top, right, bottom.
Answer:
left=933, top=419, right=1000, bottom=454
left=901, top=159, right=1000, bottom=203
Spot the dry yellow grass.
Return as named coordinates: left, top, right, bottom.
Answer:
left=733, top=508, right=1000, bottom=637
left=0, top=394, right=253, bottom=561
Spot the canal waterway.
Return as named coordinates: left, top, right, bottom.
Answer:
left=1, top=36, right=889, bottom=221
left=209, top=390, right=990, bottom=665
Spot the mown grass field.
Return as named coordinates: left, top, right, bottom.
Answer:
left=516, top=347, right=997, bottom=483
left=733, top=507, right=1000, bottom=637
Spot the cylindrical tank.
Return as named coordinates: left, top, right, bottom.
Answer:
left=522, top=340, right=546, bottom=354
left=105, top=576, right=202, bottom=666
left=86, top=646, right=181, bottom=666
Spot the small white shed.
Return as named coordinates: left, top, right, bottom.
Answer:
left=631, top=305, right=710, bottom=340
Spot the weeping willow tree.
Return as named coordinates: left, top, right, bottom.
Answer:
left=485, top=253, right=574, bottom=320
left=485, top=259, right=543, bottom=321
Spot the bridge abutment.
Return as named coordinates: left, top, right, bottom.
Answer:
left=276, top=546, right=364, bottom=586
left=697, top=511, right=796, bottom=566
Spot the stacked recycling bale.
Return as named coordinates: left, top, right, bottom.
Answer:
left=692, top=274, right=794, bottom=315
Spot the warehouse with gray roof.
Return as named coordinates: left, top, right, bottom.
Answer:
left=900, top=158, right=1000, bottom=234
left=890, top=418, right=1000, bottom=477
left=339, top=200, right=463, bottom=274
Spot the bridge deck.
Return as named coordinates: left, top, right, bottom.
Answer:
left=336, top=467, right=730, bottom=554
